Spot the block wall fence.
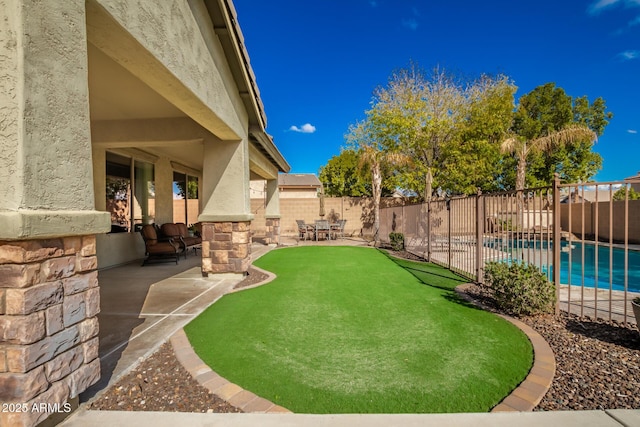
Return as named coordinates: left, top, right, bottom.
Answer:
left=250, top=197, right=410, bottom=237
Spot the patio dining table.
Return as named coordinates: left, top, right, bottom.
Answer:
left=306, top=220, right=331, bottom=241
left=302, top=220, right=344, bottom=241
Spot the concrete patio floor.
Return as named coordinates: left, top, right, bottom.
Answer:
left=80, top=253, right=245, bottom=401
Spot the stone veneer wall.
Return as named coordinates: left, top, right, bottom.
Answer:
left=264, top=218, right=280, bottom=245
left=201, top=222, right=251, bottom=274
left=0, top=236, right=100, bottom=427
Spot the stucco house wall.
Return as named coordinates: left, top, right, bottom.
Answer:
left=0, top=1, right=288, bottom=425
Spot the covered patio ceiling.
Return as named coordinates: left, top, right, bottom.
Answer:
left=88, top=43, right=205, bottom=172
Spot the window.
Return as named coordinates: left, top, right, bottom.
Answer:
left=187, top=175, right=199, bottom=224
left=133, top=160, right=155, bottom=229
left=106, top=152, right=154, bottom=233
left=173, top=172, right=199, bottom=224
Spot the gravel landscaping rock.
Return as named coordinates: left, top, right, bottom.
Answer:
left=528, top=314, right=640, bottom=411
left=233, top=267, right=270, bottom=290
left=462, top=283, right=640, bottom=411
left=89, top=342, right=242, bottom=413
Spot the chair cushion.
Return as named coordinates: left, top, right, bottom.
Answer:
left=141, top=224, right=158, bottom=244
left=176, top=223, right=189, bottom=238
left=146, top=241, right=179, bottom=254
left=161, top=223, right=181, bottom=238
left=182, top=236, right=202, bottom=246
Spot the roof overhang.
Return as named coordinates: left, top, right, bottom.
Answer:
left=205, top=0, right=290, bottom=173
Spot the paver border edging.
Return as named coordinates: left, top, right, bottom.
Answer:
left=170, top=329, right=291, bottom=414
left=455, top=283, right=556, bottom=412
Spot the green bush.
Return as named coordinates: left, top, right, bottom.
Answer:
left=389, top=232, right=404, bottom=251
left=484, top=261, right=555, bottom=316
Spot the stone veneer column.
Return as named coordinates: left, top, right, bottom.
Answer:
left=265, top=218, right=280, bottom=245
left=263, top=178, right=281, bottom=246
left=201, top=222, right=251, bottom=275
left=0, top=236, right=100, bottom=427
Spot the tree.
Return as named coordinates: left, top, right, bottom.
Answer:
left=318, top=149, right=370, bottom=197
left=367, top=64, right=464, bottom=197
left=501, top=124, right=597, bottom=192
left=613, top=186, right=640, bottom=201
left=367, top=64, right=516, bottom=196
left=439, top=75, right=516, bottom=194
left=345, top=120, right=410, bottom=241
left=506, top=83, right=612, bottom=189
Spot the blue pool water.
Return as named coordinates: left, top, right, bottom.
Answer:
left=484, top=239, right=640, bottom=293
left=558, top=241, right=640, bottom=293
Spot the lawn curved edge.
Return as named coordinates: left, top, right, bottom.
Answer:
left=171, top=264, right=289, bottom=413
left=170, top=328, right=292, bottom=414
left=228, top=264, right=277, bottom=294
left=455, top=283, right=556, bottom=412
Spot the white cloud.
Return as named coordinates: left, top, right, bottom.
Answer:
left=628, top=129, right=638, bottom=134
left=588, top=0, right=621, bottom=14
left=402, top=18, right=418, bottom=31
left=589, top=0, right=640, bottom=14
left=618, top=50, right=640, bottom=60
left=289, top=123, right=317, bottom=134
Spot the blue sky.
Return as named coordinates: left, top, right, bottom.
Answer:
left=233, top=0, right=640, bottom=182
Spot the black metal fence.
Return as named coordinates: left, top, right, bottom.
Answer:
left=379, top=177, right=640, bottom=325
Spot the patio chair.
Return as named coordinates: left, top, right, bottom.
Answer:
left=331, top=219, right=347, bottom=240
left=315, top=220, right=331, bottom=241
left=296, top=219, right=311, bottom=240
left=140, top=224, right=181, bottom=266
left=160, top=223, right=187, bottom=258
left=176, top=222, right=202, bottom=255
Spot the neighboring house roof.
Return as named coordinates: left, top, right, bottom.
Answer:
left=278, top=174, right=322, bottom=189
left=624, top=171, right=640, bottom=182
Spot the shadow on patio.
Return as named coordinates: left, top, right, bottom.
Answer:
left=81, top=253, right=244, bottom=402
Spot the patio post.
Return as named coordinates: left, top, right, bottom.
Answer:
left=0, top=2, right=110, bottom=425
left=264, top=178, right=281, bottom=246
left=199, top=137, right=253, bottom=275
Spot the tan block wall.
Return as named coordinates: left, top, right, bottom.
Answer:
left=251, top=197, right=409, bottom=237
left=561, top=200, right=640, bottom=244
left=0, top=236, right=100, bottom=427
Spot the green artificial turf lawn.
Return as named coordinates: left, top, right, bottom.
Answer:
left=185, top=247, right=532, bottom=413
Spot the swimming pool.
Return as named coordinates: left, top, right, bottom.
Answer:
left=558, top=241, right=640, bottom=293
left=484, top=238, right=640, bottom=293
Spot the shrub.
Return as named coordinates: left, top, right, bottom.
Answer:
left=484, top=261, right=555, bottom=316
left=389, top=232, right=404, bottom=251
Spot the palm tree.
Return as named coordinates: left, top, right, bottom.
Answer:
left=501, top=124, right=597, bottom=191
left=358, top=145, right=410, bottom=242
left=347, top=120, right=411, bottom=243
